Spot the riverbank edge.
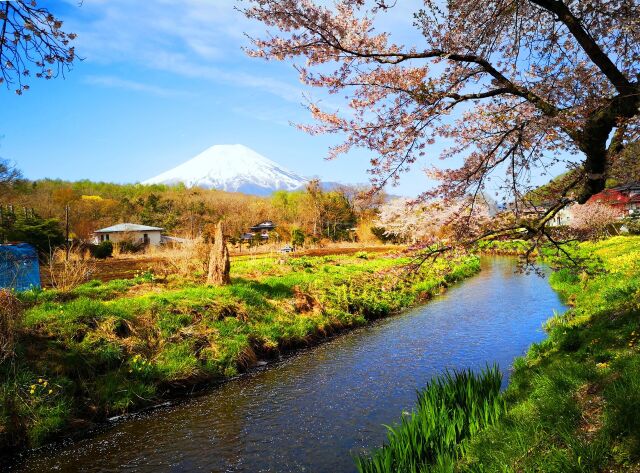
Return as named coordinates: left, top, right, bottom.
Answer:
left=1, top=253, right=481, bottom=458
left=357, top=236, right=640, bottom=472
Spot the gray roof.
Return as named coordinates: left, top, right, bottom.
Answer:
left=94, top=223, right=163, bottom=233
left=161, top=235, right=190, bottom=243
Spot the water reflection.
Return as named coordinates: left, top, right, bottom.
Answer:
left=11, top=257, right=565, bottom=473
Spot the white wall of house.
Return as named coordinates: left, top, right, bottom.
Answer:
left=549, top=205, right=575, bottom=226
left=97, top=230, right=162, bottom=246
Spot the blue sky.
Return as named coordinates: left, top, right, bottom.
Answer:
left=1, top=1, right=564, bottom=197
left=0, top=0, right=441, bottom=196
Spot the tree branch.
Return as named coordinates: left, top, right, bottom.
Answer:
left=528, top=0, right=633, bottom=94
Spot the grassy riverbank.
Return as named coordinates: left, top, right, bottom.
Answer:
left=0, top=251, right=479, bottom=452
left=358, top=236, right=640, bottom=472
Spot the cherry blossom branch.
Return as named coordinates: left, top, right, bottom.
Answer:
left=0, top=0, right=76, bottom=94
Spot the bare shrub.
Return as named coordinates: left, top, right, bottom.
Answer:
left=0, top=290, right=23, bottom=363
left=155, top=238, right=210, bottom=281
left=48, top=245, right=96, bottom=291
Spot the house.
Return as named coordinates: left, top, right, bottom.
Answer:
left=546, top=182, right=640, bottom=227
left=588, top=183, right=640, bottom=217
left=93, top=223, right=163, bottom=246
left=549, top=204, right=576, bottom=226
left=240, top=232, right=255, bottom=242
left=249, top=221, right=277, bottom=240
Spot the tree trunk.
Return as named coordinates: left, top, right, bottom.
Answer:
left=207, top=221, right=230, bottom=286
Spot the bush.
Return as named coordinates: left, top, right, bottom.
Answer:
left=0, top=290, right=22, bottom=362
left=48, top=246, right=96, bottom=292
left=116, top=240, right=145, bottom=254
left=623, top=218, right=640, bottom=235
left=291, top=228, right=305, bottom=248
left=354, top=251, right=369, bottom=259
left=1, top=213, right=65, bottom=255
left=154, top=237, right=209, bottom=280
left=288, top=256, right=315, bottom=270
left=89, top=241, right=113, bottom=259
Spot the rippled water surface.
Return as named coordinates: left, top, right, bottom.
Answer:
left=12, top=257, right=566, bottom=472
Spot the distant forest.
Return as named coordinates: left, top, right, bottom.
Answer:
left=0, top=175, right=387, bottom=247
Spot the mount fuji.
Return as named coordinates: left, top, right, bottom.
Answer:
left=143, top=144, right=308, bottom=196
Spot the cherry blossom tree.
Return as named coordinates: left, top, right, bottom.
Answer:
left=0, top=1, right=76, bottom=95
left=377, top=197, right=492, bottom=244
left=243, top=0, right=639, bottom=248
left=376, top=199, right=435, bottom=244
left=568, top=202, right=621, bottom=239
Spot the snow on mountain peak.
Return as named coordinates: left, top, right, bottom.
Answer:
left=142, top=144, right=307, bottom=195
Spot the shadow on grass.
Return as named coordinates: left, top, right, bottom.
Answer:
left=230, top=278, right=294, bottom=299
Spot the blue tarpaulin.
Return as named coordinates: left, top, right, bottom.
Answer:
left=0, top=243, right=41, bottom=291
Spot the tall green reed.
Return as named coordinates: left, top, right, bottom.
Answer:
left=355, top=365, right=505, bottom=473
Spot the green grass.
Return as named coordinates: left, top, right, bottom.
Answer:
left=474, top=239, right=532, bottom=255
left=1, top=251, right=480, bottom=451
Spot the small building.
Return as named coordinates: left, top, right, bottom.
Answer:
left=0, top=243, right=41, bottom=291
left=249, top=221, right=276, bottom=240
left=93, top=223, right=164, bottom=246
left=240, top=232, right=255, bottom=242
left=549, top=204, right=576, bottom=226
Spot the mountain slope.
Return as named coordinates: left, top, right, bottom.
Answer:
left=143, top=144, right=307, bottom=195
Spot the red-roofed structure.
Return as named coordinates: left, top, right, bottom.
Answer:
left=588, top=183, right=640, bottom=218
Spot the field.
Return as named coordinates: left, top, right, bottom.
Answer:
left=40, top=245, right=399, bottom=286
left=1, top=249, right=479, bottom=452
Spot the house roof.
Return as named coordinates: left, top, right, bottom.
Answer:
left=250, top=221, right=276, bottom=231
left=611, top=182, right=640, bottom=192
left=161, top=235, right=190, bottom=243
left=94, top=223, right=164, bottom=233
left=590, top=184, right=640, bottom=206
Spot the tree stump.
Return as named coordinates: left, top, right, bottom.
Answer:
left=207, top=221, right=231, bottom=286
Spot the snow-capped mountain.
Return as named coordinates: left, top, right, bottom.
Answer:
left=143, top=144, right=307, bottom=196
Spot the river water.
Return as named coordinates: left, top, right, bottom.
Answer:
left=11, top=257, right=566, bottom=473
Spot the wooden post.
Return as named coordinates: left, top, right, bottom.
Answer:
left=206, top=221, right=230, bottom=286
left=65, top=205, right=70, bottom=261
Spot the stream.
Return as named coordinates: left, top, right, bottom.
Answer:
left=11, top=257, right=566, bottom=472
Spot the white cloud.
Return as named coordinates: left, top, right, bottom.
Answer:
left=62, top=0, right=307, bottom=102
left=84, top=75, right=192, bottom=97
left=60, top=0, right=427, bottom=111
